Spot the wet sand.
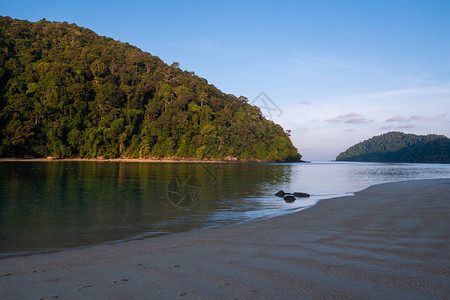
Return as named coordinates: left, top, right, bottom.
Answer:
left=1, top=179, right=449, bottom=299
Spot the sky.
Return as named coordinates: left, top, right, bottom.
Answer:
left=1, top=0, right=450, bottom=160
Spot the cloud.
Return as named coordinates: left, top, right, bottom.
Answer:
left=345, top=117, right=369, bottom=124
left=386, top=115, right=406, bottom=122
left=299, top=100, right=311, bottom=105
left=324, top=117, right=341, bottom=124
left=325, top=112, right=371, bottom=125
left=341, top=112, right=361, bottom=118
left=385, top=115, right=423, bottom=123
left=382, top=114, right=423, bottom=130
left=358, top=83, right=450, bottom=100
left=329, top=82, right=450, bottom=106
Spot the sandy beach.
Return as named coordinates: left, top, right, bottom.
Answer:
left=1, top=178, right=449, bottom=299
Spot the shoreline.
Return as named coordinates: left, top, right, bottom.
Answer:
left=0, top=157, right=308, bottom=164
left=1, top=178, right=449, bottom=299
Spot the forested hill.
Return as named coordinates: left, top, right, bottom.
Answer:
left=0, top=16, right=301, bottom=161
left=336, top=131, right=450, bottom=163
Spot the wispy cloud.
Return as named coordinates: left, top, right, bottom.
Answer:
left=386, top=115, right=406, bottom=122
left=346, top=117, right=370, bottom=124
left=325, top=112, right=371, bottom=125
left=324, top=117, right=340, bottom=124
left=386, top=115, right=423, bottom=123
left=347, top=83, right=450, bottom=102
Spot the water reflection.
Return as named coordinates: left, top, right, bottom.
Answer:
left=0, top=161, right=449, bottom=256
left=0, top=162, right=293, bottom=255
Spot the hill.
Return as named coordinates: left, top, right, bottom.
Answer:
left=336, top=131, right=450, bottom=163
left=0, top=16, right=301, bottom=161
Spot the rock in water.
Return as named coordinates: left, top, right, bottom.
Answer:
left=275, top=190, right=286, bottom=197
left=284, top=195, right=296, bottom=203
left=293, top=192, right=310, bottom=198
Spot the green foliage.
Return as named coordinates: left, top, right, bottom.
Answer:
left=0, top=16, right=301, bottom=161
left=336, top=131, right=450, bottom=163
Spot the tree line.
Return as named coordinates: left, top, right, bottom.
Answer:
left=336, top=131, right=450, bottom=163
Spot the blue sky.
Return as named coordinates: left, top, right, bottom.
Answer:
left=1, top=0, right=449, bottom=160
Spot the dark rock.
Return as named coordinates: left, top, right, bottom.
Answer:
left=293, top=192, right=310, bottom=198
left=284, top=195, right=296, bottom=203
left=275, top=190, right=285, bottom=197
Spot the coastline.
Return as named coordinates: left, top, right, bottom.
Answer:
left=1, top=178, right=449, bottom=299
left=0, top=157, right=308, bottom=163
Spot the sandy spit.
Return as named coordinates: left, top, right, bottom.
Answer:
left=1, top=179, right=449, bottom=299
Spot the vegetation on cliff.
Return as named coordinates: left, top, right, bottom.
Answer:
left=0, top=16, right=301, bottom=161
left=336, top=131, right=450, bottom=163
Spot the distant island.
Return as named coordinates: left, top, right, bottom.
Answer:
left=336, top=131, right=450, bottom=163
left=0, top=16, right=301, bottom=162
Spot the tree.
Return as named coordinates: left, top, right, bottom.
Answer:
left=0, top=16, right=301, bottom=162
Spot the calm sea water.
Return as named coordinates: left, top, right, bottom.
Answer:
left=1, top=161, right=449, bottom=257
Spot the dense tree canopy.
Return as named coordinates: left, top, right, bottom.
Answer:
left=0, top=16, right=301, bottom=161
left=336, top=131, right=450, bottom=163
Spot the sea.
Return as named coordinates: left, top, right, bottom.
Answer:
left=1, top=160, right=449, bottom=257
